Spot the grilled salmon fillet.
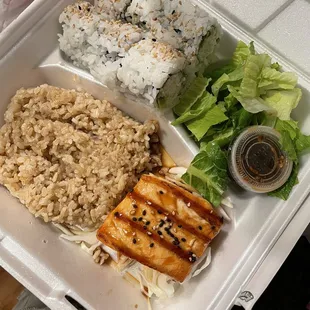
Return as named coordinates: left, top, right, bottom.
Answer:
left=97, top=174, right=223, bottom=282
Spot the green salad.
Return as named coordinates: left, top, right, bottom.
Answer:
left=172, top=41, right=310, bottom=206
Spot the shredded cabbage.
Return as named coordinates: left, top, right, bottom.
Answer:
left=126, top=263, right=177, bottom=299
left=221, top=196, right=234, bottom=209
left=192, top=247, right=212, bottom=277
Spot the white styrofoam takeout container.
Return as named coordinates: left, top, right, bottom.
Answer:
left=1, top=1, right=310, bottom=310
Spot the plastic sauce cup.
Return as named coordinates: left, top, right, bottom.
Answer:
left=228, top=126, right=293, bottom=193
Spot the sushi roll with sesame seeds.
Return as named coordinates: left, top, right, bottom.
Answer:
left=59, top=1, right=100, bottom=69
left=58, top=1, right=221, bottom=109
left=125, top=0, right=222, bottom=66
left=117, top=39, right=186, bottom=104
left=59, top=1, right=143, bottom=87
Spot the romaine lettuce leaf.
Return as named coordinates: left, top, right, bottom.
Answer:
left=224, top=93, right=238, bottom=110
left=227, top=53, right=301, bottom=120
left=295, top=131, right=310, bottom=153
left=173, top=77, right=211, bottom=116
left=258, top=68, right=298, bottom=93
left=232, top=41, right=255, bottom=66
left=278, top=130, right=298, bottom=162
left=186, top=105, right=228, bottom=141
left=231, top=108, right=254, bottom=130
left=275, top=119, right=310, bottom=154
left=172, top=91, right=216, bottom=126
left=274, top=119, right=299, bottom=139
left=211, top=66, right=244, bottom=97
left=200, top=127, right=234, bottom=148
left=228, top=85, right=272, bottom=113
left=239, top=54, right=271, bottom=98
left=262, top=89, right=302, bottom=120
left=182, top=142, right=228, bottom=206
left=229, top=86, right=302, bottom=120
left=269, top=163, right=299, bottom=200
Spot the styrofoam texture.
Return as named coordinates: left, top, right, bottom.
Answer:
left=1, top=1, right=310, bottom=310
left=235, top=191, right=310, bottom=309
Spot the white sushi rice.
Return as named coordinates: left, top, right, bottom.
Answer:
left=95, top=0, right=131, bottom=20
left=59, top=0, right=222, bottom=106
left=59, top=2, right=143, bottom=88
left=117, top=39, right=185, bottom=99
left=126, top=0, right=222, bottom=62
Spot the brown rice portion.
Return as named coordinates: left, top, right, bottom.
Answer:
left=0, top=85, right=161, bottom=229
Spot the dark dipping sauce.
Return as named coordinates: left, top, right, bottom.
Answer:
left=230, top=126, right=292, bottom=192
left=242, top=135, right=285, bottom=183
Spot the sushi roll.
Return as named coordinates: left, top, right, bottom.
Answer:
left=117, top=39, right=186, bottom=104
left=59, top=1, right=100, bottom=69
left=58, top=1, right=222, bottom=109
left=59, top=1, right=143, bottom=87
left=126, top=0, right=222, bottom=64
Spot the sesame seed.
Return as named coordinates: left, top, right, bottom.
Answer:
left=142, top=219, right=147, bottom=223
left=172, top=211, right=176, bottom=216
left=189, top=257, right=192, bottom=262
left=157, top=231, right=162, bottom=235
left=138, top=217, right=143, bottom=221
left=187, top=202, right=191, bottom=207
left=114, top=212, right=120, bottom=217
left=147, top=201, right=152, bottom=205
left=173, top=228, right=177, bottom=233
left=160, top=235, right=164, bottom=239
left=151, top=210, right=155, bottom=215
left=169, top=223, right=173, bottom=227
left=152, top=226, right=156, bottom=230
left=211, top=226, right=216, bottom=230
left=143, top=226, right=147, bottom=230
left=198, top=226, right=202, bottom=230
left=146, top=221, right=150, bottom=225
left=130, top=210, right=136, bottom=215
left=178, top=225, right=182, bottom=228
left=159, top=220, right=164, bottom=227
left=157, top=210, right=162, bottom=214
left=147, top=232, right=152, bottom=236
left=133, top=238, right=137, bottom=244
left=159, top=190, right=164, bottom=194
left=132, top=217, right=137, bottom=221
left=189, top=239, right=196, bottom=246
left=173, top=240, right=180, bottom=246
left=150, top=243, right=154, bottom=248
left=133, top=204, right=138, bottom=209
left=133, top=232, right=136, bottom=236
left=164, top=216, right=168, bottom=220
left=142, top=210, right=146, bottom=216
left=167, top=219, right=172, bottom=222
left=181, top=238, right=186, bottom=242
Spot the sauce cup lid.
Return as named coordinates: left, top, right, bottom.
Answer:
left=228, top=126, right=293, bottom=193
